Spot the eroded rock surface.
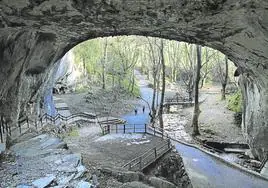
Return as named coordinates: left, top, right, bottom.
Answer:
left=0, top=0, right=268, bottom=159
left=0, top=134, right=91, bottom=187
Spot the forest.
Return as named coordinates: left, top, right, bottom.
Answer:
left=71, top=36, right=241, bottom=135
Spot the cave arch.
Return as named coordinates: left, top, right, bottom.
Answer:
left=0, top=0, right=268, bottom=159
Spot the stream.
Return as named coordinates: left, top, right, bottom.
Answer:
left=121, top=70, right=268, bottom=188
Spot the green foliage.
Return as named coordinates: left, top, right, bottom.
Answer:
left=121, top=78, right=140, bottom=97
left=227, top=90, right=242, bottom=112
left=67, top=129, right=79, bottom=137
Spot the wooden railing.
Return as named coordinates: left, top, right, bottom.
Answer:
left=40, top=112, right=97, bottom=125
left=122, top=140, right=171, bottom=171
left=0, top=112, right=97, bottom=143
left=165, top=96, right=192, bottom=103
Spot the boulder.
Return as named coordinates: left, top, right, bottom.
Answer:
left=32, top=175, right=56, bottom=188
left=120, top=181, right=153, bottom=188
left=149, top=177, right=176, bottom=188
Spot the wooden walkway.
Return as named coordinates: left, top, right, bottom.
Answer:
left=163, top=97, right=194, bottom=108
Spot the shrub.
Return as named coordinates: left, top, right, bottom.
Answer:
left=227, top=90, right=242, bottom=113
left=227, top=90, right=243, bottom=126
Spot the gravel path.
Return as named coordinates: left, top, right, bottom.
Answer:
left=182, top=86, right=246, bottom=143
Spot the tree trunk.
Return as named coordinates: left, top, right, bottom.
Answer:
left=191, top=45, right=201, bottom=136
left=102, top=38, right=108, bottom=89
left=131, top=70, right=135, bottom=94
left=151, top=76, right=157, bottom=123
left=221, top=55, right=229, bottom=100
left=159, top=40, right=166, bottom=129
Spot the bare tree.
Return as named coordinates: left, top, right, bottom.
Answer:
left=101, top=38, right=108, bottom=89
left=179, top=44, right=195, bottom=101
left=158, top=39, right=166, bottom=129
left=221, top=56, right=229, bottom=100
left=147, top=38, right=161, bottom=123
left=214, top=53, right=229, bottom=100
left=200, top=48, right=216, bottom=88
left=192, top=45, right=202, bottom=136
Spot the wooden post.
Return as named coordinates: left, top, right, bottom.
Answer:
left=154, top=147, right=157, bottom=158
left=5, top=121, right=8, bottom=135
left=144, top=124, right=147, bottom=133
left=19, top=122, right=21, bottom=134
left=35, top=120, right=37, bottom=129
left=27, top=116, right=29, bottom=128
left=139, top=157, right=142, bottom=170
left=8, top=122, right=11, bottom=136
left=1, top=116, right=4, bottom=134
left=124, top=124, right=126, bottom=134
left=108, top=125, right=110, bottom=134
left=0, top=123, right=3, bottom=143
left=168, top=139, right=171, bottom=148
left=40, top=117, right=43, bottom=126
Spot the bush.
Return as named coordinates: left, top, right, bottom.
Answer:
left=227, top=90, right=242, bottom=113
left=227, top=90, right=243, bottom=126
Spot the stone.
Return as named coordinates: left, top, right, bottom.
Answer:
left=149, top=177, right=176, bottom=188
left=57, top=173, right=75, bottom=185
left=75, top=180, right=92, bottom=188
left=91, top=174, right=99, bottom=187
left=16, top=184, right=33, bottom=188
left=152, top=153, right=192, bottom=187
left=32, top=175, right=56, bottom=188
left=100, top=166, right=144, bottom=183
left=120, top=181, right=153, bottom=188
left=62, top=153, right=81, bottom=167
left=74, top=165, right=87, bottom=179
left=57, top=165, right=77, bottom=173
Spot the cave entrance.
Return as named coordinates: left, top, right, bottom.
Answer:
left=45, top=36, right=244, bottom=150
left=0, top=0, right=267, bottom=165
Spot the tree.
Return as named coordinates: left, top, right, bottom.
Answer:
left=191, top=45, right=201, bottom=136
left=158, top=39, right=166, bottom=129
left=147, top=37, right=161, bottom=123
left=101, top=38, right=108, bottom=89
left=200, top=48, right=216, bottom=88
left=221, top=56, right=229, bottom=100
left=179, top=44, right=195, bottom=101
left=213, top=52, right=229, bottom=100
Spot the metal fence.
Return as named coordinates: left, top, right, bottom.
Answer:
left=122, top=139, right=171, bottom=171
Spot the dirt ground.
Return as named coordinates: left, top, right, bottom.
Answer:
left=56, top=87, right=139, bottom=118
left=182, top=85, right=246, bottom=143
left=63, top=122, right=165, bottom=187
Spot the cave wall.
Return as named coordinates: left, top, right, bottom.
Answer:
left=0, top=0, right=268, bottom=159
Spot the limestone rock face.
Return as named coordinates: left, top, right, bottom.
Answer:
left=0, top=0, right=268, bottom=159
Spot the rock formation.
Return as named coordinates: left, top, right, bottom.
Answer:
left=0, top=0, right=268, bottom=159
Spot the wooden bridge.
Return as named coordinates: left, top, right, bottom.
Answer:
left=163, top=97, right=194, bottom=113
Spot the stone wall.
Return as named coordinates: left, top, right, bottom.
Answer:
left=0, top=0, right=268, bottom=159
left=149, top=152, right=192, bottom=188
